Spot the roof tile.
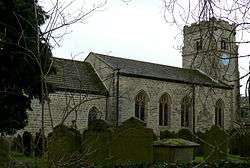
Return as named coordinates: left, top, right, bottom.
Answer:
left=93, top=53, right=231, bottom=89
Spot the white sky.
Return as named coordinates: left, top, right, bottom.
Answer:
left=40, top=0, right=250, bottom=94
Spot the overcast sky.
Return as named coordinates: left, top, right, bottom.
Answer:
left=41, top=0, right=250, bottom=94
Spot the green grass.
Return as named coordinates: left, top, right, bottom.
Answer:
left=8, top=152, right=47, bottom=168
left=227, top=154, right=248, bottom=163
left=10, top=152, right=35, bottom=161
left=194, top=156, right=204, bottom=162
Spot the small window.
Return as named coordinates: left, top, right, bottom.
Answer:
left=221, top=38, right=228, bottom=50
left=181, top=96, right=192, bottom=127
left=135, top=91, right=148, bottom=121
left=196, top=39, right=202, bottom=51
left=215, top=99, right=224, bottom=127
left=159, top=94, right=171, bottom=126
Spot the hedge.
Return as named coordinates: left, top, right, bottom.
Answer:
left=177, top=129, right=194, bottom=142
left=160, top=130, right=177, bottom=139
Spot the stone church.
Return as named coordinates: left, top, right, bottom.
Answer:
left=24, top=19, right=240, bottom=135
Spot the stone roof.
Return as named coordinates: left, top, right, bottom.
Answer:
left=46, top=57, right=108, bottom=95
left=92, top=53, right=231, bottom=89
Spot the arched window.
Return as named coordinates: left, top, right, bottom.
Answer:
left=159, top=94, right=171, bottom=126
left=135, top=91, right=149, bottom=121
left=88, top=107, right=99, bottom=125
left=181, top=96, right=192, bottom=127
left=215, top=99, right=224, bottom=127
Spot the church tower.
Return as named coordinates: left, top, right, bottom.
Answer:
left=182, top=18, right=240, bottom=121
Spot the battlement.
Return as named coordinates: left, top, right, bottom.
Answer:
left=183, top=18, right=236, bottom=35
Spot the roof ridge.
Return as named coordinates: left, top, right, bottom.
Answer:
left=196, top=69, right=218, bottom=82
left=92, top=52, right=193, bottom=71
left=196, top=69, right=231, bottom=87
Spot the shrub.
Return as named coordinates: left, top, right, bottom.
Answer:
left=203, top=125, right=228, bottom=162
left=160, top=130, right=176, bottom=139
left=177, top=129, right=194, bottom=142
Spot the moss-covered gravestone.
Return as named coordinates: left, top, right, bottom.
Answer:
left=203, top=125, right=228, bottom=162
left=228, top=128, right=242, bottom=155
left=239, top=130, right=250, bottom=157
left=111, top=117, right=154, bottom=165
left=47, top=125, right=81, bottom=168
left=82, top=120, right=112, bottom=167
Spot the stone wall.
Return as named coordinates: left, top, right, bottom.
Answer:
left=85, top=53, right=118, bottom=125
left=22, top=91, right=107, bottom=135
left=22, top=51, right=234, bottom=135
left=182, top=20, right=240, bottom=121
left=118, top=75, right=233, bottom=135
left=182, top=20, right=238, bottom=82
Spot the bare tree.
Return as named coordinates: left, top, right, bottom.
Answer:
left=161, top=0, right=250, bottom=165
